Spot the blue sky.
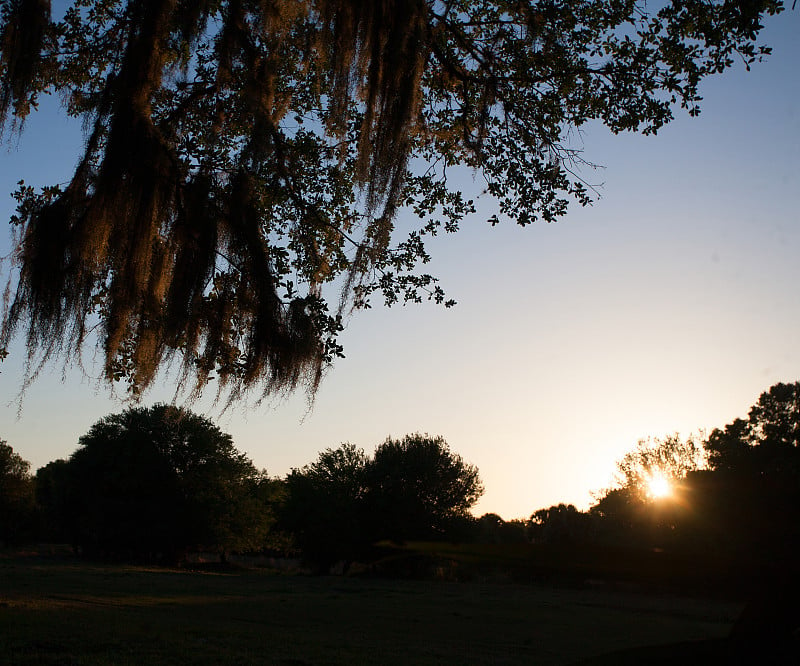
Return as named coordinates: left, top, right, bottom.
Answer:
left=1, top=10, right=798, bottom=520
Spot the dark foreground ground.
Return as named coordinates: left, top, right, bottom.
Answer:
left=0, top=552, right=756, bottom=665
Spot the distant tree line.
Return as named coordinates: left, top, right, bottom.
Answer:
left=3, top=382, right=800, bottom=582
left=0, top=406, right=483, bottom=569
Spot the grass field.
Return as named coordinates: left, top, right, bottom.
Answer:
left=0, top=554, right=743, bottom=665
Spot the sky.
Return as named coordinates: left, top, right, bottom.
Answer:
left=1, top=10, right=798, bottom=520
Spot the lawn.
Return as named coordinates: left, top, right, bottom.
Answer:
left=0, top=554, right=743, bottom=665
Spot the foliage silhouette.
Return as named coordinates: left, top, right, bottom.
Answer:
left=280, top=434, right=482, bottom=569
left=584, top=382, right=800, bottom=660
left=34, top=458, right=75, bottom=544
left=589, top=434, right=704, bottom=549
left=365, top=433, right=483, bottom=542
left=281, top=442, right=370, bottom=570
left=0, top=439, right=35, bottom=544
left=706, top=381, right=800, bottom=475
left=529, top=503, right=595, bottom=545
left=577, top=382, right=800, bottom=598
left=57, top=404, right=273, bottom=561
left=696, top=383, right=800, bottom=574
left=612, top=433, right=706, bottom=498
left=472, top=512, right=528, bottom=544
left=0, top=0, right=784, bottom=402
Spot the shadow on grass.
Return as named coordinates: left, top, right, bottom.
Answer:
left=0, top=552, right=749, bottom=665
left=572, top=637, right=800, bottom=665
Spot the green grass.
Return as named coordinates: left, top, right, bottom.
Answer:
left=0, top=553, right=742, bottom=665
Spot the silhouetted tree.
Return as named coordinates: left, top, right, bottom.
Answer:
left=0, top=440, right=35, bottom=544
left=590, top=434, right=704, bottom=548
left=529, top=503, right=595, bottom=545
left=704, top=418, right=752, bottom=473
left=586, top=383, right=800, bottom=574
left=707, top=382, right=800, bottom=475
left=365, top=434, right=483, bottom=542
left=0, top=0, right=784, bottom=402
left=699, top=382, right=800, bottom=569
left=473, top=513, right=529, bottom=544
left=35, top=458, right=75, bottom=544
left=589, top=486, right=638, bottom=534
left=64, top=404, right=272, bottom=561
left=280, top=443, right=370, bottom=570
left=613, top=433, right=706, bottom=498
left=685, top=384, right=800, bottom=644
left=281, top=435, right=482, bottom=567
left=249, top=474, right=292, bottom=554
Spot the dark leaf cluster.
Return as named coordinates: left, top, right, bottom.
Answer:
left=36, top=404, right=276, bottom=561
left=0, top=438, right=35, bottom=544
left=281, top=433, right=483, bottom=569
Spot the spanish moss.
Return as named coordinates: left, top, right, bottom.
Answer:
left=0, top=0, right=783, bottom=403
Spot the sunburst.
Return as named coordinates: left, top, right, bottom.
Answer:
left=647, top=472, right=672, bottom=499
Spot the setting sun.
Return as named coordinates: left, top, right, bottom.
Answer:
left=647, top=473, right=672, bottom=499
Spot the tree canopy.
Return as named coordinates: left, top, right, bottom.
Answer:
left=528, top=503, right=592, bottom=545
left=280, top=434, right=482, bottom=567
left=60, top=404, right=273, bottom=560
left=706, top=381, right=800, bottom=474
left=366, top=433, right=483, bottom=540
left=0, top=439, right=35, bottom=544
left=0, top=0, right=784, bottom=402
left=610, top=433, right=706, bottom=499
left=587, top=433, right=707, bottom=547
left=281, top=442, right=370, bottom=568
